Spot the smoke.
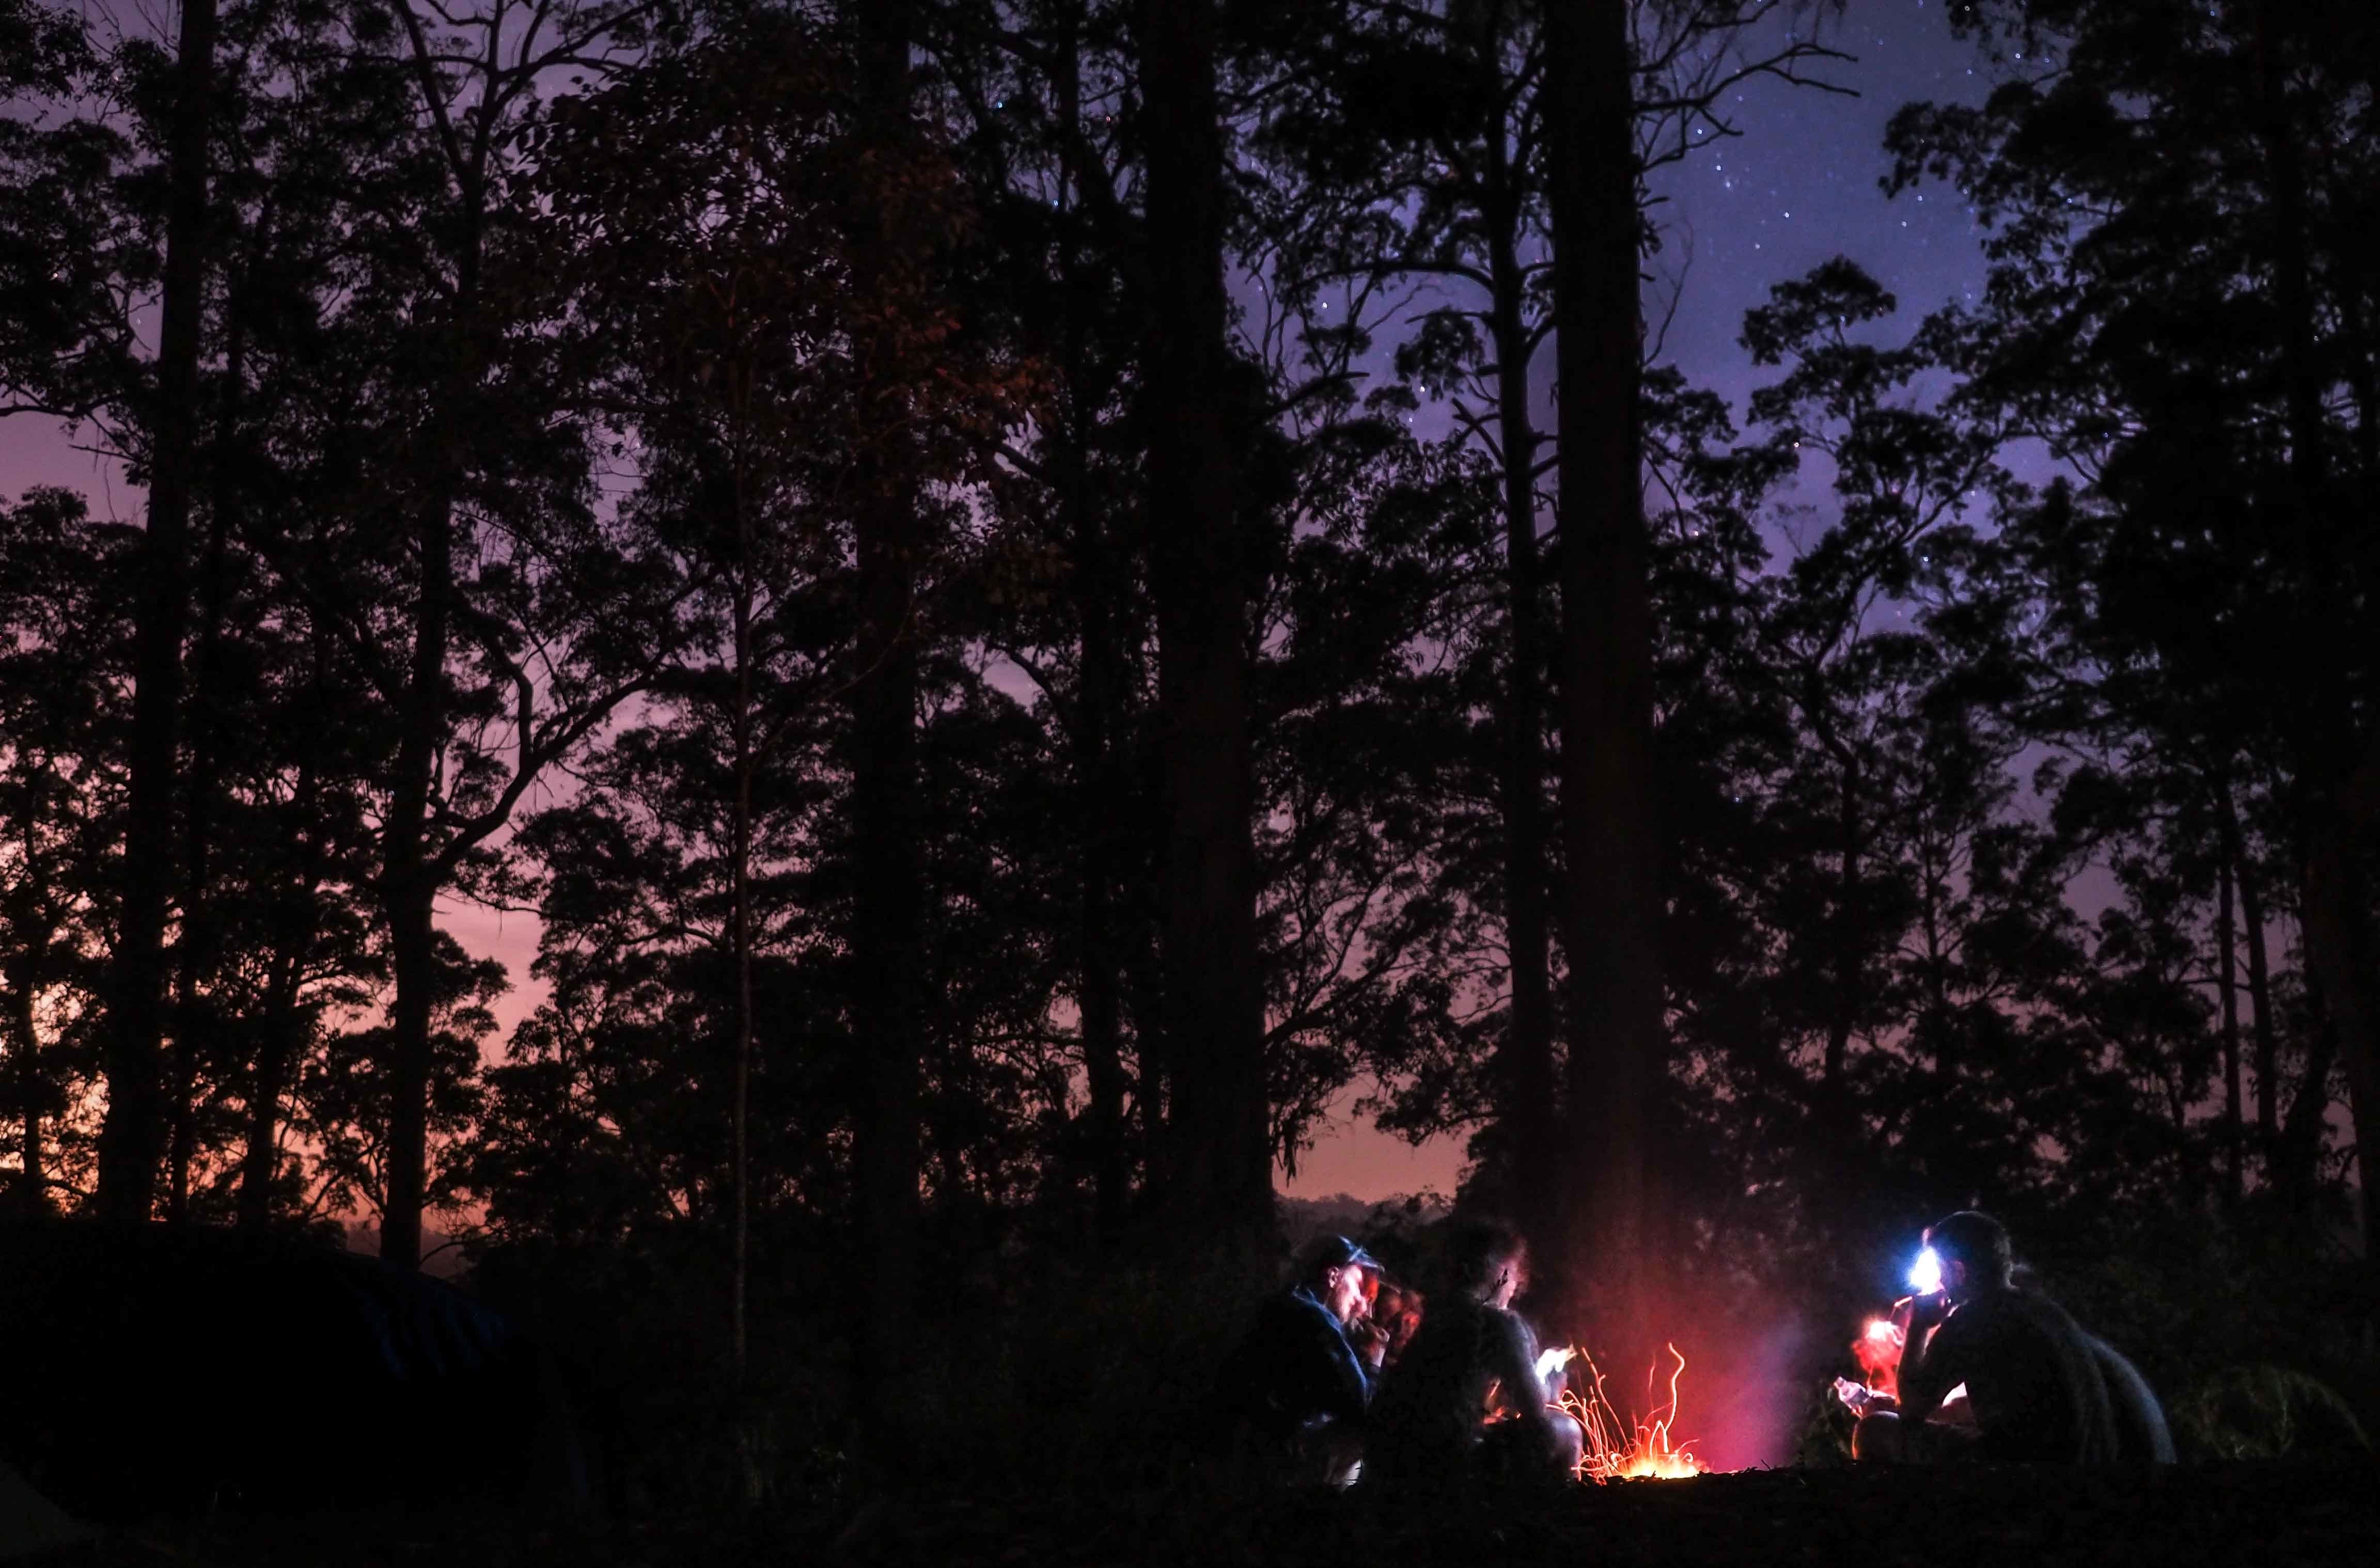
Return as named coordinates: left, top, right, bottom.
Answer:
left=1686, top=1311, right=1821, bottom=1471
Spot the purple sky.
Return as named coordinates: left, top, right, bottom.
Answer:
left=0, top=1, right=2005, bottom=1203
left=1290, top=2, right=2002, bottom=1201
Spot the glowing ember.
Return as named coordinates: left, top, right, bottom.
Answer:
left=1556, top=1342, right=1706, bottom=1482
left=1907, top=1246, right=1944, bottom=1295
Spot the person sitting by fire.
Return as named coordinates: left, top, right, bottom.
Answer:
left=1209, top=1235, right=1388, bottom=1485
left=1844, top=1210, right=2151, bottom=1465
left=1365, top=1220, right=1584, bottom=1487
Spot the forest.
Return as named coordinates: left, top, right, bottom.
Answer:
left=2, top=0, right=2377, bottom=1545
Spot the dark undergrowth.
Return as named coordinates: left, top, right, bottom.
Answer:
left=18, top=1204, right=2374, bottom=1566
left=23, top=1460, right=2380, bottom=1568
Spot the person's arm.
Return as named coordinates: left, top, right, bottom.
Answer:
left=1321, top=1323, right=1374, bottom=1420
left=1484, top=1310, right=1566, bottom=1440
left=1894, top=1297, right=1970, bottom=1423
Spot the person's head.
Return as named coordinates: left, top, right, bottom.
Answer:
left=1922, top=1210, right=2014, bottom=1302
left=1448, top=1220, right=1529, bottom=1308
left=1300, top=1235, right=1380, bottom=1324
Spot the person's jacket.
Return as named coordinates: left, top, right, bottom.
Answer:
left=1213, top=1285, right=1374, bottom=1440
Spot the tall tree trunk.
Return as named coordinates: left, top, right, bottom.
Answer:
left=2223, top=790, right=2282, bottom=1161
left=379, top=173, right=484, bottom=1268
left=168, top=374, right=240, bottom=1224
left=2299, top=836, right=2377, bottom=1251
left=1072, top=510, right=1133, bottom=1235
left=237, top=945, right=305, bottom=1231
left=381, top=431, right=459, bottom=1267
left=847, top=0, right=929, bottom=1459
left=730, top=568, right=755, bottom=1387
left=1484, top=120, right=1559, bottom=1259
left=1136, top=0, right=1271, bottom=1239
left=240, top=634, right=327, bottom=1232
left=1071, top=426, right=1133, bottom=1237
left=2254, top=1, right=2379, bottom=1256
left=2217, top=845, right=2245, bottom=1204
left=10, top=970, right=43, bottom=1215
left=381, top=875, right=439, bottom=1266
left=97, top=0, right=218, bottom=1227
left=1054, top=13, right=1132, bottom=1238
left=1825, top=762, right=1861, bottom=1092
left=1544, top=0, right=1662, bottom=1347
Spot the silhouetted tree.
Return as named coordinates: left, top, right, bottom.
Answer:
left=1890, top=0, right=2380, bottom=1253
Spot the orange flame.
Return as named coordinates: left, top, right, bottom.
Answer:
left=1556, top=1342, right=1706, bottom=1482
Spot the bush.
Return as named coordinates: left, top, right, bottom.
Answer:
left=2170, top=1365, right=2373, bottom=1461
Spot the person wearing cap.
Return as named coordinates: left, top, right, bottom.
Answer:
left=1851, top=1210, right=2155, bottom=1464
left=1210, top=1235, right=1386, bottom=1484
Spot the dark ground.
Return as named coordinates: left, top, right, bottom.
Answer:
left=18, top=1461, right=2380, bottom=1568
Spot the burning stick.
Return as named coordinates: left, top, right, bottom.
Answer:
left=1554, top=1343, right=1706, bottom=1482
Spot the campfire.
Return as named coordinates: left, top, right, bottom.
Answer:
left=1557, top=1343, right=1707, bottom=1482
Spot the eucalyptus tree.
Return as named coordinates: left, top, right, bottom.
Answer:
left=488, top=14, right=1034, bottom=1446
left=0, top=0, right=217, bottom=1220
left=520, top=5, right=922, bottom=1381
left=2, top=1, right=412, bottom=1224
left=87, top=0, right=225, bottom=1221
left=924, top=0, right=1161, bottom=1237
left=1119, top=0, right=1276, bottom=1238
left=335, top=0, right=691, bottom=1267
left=1242, top=0, right=1849, bottom=1302
left=1732, top=261, right=2022, bottom=1178
left=0, top=489, right=131, bottom=1216
left=1889, top=0, right=2380, bottom=1254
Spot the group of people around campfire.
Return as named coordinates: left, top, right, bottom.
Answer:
left=1210, top=1220, right=1581, bottom=1487
left=1209, top=1209, right=2172, bottom=1487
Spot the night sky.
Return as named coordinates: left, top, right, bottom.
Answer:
left=1291, top=0, right=2007, bottom=1201
left=0, top=1, right=2011, bottom=1204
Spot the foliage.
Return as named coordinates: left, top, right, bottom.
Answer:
left=0, top=0, right=2372, bottom=1487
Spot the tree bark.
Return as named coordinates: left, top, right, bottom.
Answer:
left=1544, top=0, right=1662, bottom=1347
left=2222, top=791, right=2283, bottom=1162
left=2252, top=1, right=2378, bottom=1255
left=378, top=397, right=458, bottom=1271
left=1054, top=13, right=1132, bottom=1238
left=237, top=943, right=306, bottom=1231
left=381, top=875, right=440, bottom=1266
left=847, top=0, right=929, bottom=1457
left=2298, top=823, right=2377, bottom=1255
left=2217, top=843, right=2245, bottom=1204
left=1070, top=379, right=1133, bottom=1238
left=1483, top=111, right=1560, bottom=1259
left=10, top=970, right=43, bottom=1215
left=1826, top=762, right=1861, bottom=1093
left=96, top=0, right=218, bottom=1227
left=730, top=565, right=755, bottom=1387
left=376, top=264, right=478, bottom=1273
left=168, top=358, right=242, bottom=1224
left=1136, top=0, right=1272, bottom=1240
